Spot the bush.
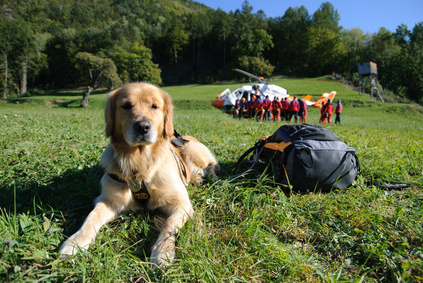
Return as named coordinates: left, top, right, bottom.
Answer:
left=237, top=56, right=275, bottom=78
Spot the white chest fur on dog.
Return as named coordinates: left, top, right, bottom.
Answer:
left=59, top=83, right=218, bottom=267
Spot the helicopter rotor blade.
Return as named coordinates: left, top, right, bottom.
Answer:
left=235, top=69, right=264, bottom=82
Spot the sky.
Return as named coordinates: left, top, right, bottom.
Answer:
left=196, top=0, right=423, bottom=34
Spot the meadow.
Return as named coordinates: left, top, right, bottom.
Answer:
left=1, top=78, right=422, bottom=282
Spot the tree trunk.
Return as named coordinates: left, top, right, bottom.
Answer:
left=3, top=54, right=8, bottom=99
left=223, top=32, right=227, bottom=71
left=80, top=86, right=93, bottom=107
left=21, top=59, right=28, bottom=95
left=197, top=37, right=201, bottom=68
left=174, top=45, right=178, bottom=65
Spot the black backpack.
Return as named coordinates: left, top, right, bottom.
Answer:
left=237, top=124, right=360, bottom=192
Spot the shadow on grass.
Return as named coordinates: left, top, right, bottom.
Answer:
left=5, top=88, right=108, bottom=108
left=32, top=88, right=107, bottom=98
left=0, top=165, right=104, bottom=229
left=0, top=164, right=157, bottom=262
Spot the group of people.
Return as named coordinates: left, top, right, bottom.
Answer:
left=233, top=91, right=343, bottom=125
left=319, top=99, right=343, bottom=125
left=233, top=91, right=309, bottom=123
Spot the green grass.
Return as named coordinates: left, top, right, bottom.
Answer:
left=1, top=79, right=422, bottom=282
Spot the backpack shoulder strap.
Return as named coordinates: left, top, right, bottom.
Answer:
left=235, top=137, right=268, bottom=172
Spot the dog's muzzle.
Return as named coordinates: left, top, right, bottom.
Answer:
left=133, top=120, right=151, bottom=136
left=128, top=119, right=156, bottom=144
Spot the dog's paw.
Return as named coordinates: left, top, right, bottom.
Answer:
left=150, top=249, right=174, bottom=268
left=150, top=236, right=176, bottom=268
left=59, top=232, right=89, bottom=259
left=211, top=176, right=219, bottom=182
left=205, top=163, right=219, bottom=182
left=59, top=240, right=80, bottom=259
left=191, top=175, right=204, bottom=187
left=149, top=254, right=173, bottom=269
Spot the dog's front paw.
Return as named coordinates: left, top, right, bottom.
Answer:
left=59, top=240, right=79, bottom=259
left=205, top=163, right=219, bottom=182
left=150, top=237, right=175, bottom=268
left=150, top=253, right=173, bottom=268
left=59, top=232, right=89, bottom=259
left=191, top=175, right=204, bottom=187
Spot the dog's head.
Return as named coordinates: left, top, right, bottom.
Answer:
left=105, top=83, right=174, bottom=146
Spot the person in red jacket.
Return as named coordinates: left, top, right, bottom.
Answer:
left=319, top=101, right=327, bottom=124
left=253, top=96, right=263, bottom=121
left=299, top=99, right=308, bottom=123
left=335, top=99, right=342, bottom=124
left=288, top=97, right=299, bottom=122
left=247, top=95, right=256, bottom=118
left=272, top=97, right=282, bottom=121
left=325, top=99, right=333, bottom=124
left=281, top=97, right=290, bottom=121
left=262, top=95, right=272, bottom=121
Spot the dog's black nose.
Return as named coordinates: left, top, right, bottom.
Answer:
left=133, top=120, right=151, bottom=135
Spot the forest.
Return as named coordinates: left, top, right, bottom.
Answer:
left=1, top=0, right=423, bottom=103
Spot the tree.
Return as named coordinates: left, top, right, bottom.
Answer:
left=368, top=28, right=402, bottom=92
left=0, top=14, right=40, bottom=98
left=237, top=56, right=274, bottom=77
left=74, top=52, right=121, bottom=107
left=187, top=11, right=211, bottom=68
left=0, top=17, right=14, bottom=99
left=312, top=2, right=341, bottom=32
left=341, top=28, right=369, bottom=75
left=107, top=43, right=162, bottom=85
left=229, top=1, right=274, bottom=76
left=267, top=6, right=311, bottom=75
left=17, top=21, right=35, bottom=95
left=408, top=23, right=423, bottom=102
left=164, top=18, right=189, bottom=65
left=307, top=2, right=343, bottom=75
left=211, top=9, right=232, bottom=72
left=395, top=24, right=411, bottom=48
left=400, top=23, right=423, bottom=102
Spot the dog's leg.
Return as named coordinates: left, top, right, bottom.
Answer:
left=180, top=141, right=219, bottom=185
left=150, top=201, right=193, bottom=266
left=59, top=175, right=132, bottom=258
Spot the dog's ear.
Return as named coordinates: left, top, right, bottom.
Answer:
left=162, top=90, right=174, bottom=138
left=105, top=88, right=119, bottom=138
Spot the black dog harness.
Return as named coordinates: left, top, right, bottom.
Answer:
left=108, top=173, right=150, bottom=204
left=108, top=130, right=190, bottom=206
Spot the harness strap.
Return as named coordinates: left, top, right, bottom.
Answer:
left=171, top=130, right=189, bottom=147
left=108, top=173, right=150, bottom=203
left=169, top=143, right=190, bottom=186
left=170, top=130, right=191, bottom=186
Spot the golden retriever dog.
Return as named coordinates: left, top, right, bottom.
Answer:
left=59, top=82, right=218, bottom=266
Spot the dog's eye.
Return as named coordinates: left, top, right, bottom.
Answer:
left=121, top=103, right=133, bottom=110
left=151, top=104, right=158, bottom=110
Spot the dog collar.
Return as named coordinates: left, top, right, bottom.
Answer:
left=108, top=174, right=150, bottom=202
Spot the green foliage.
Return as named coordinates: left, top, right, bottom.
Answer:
left=0, top=80, right=422, bottom=281
left=106, top=43, right=162, bottom=85
left=237, top=56, right=275, bottom=77
left=1, top=0, right=423, bottom=102
left=74, top=52, right=121, bottom=90
left=267, top=6, right=311, bottom=76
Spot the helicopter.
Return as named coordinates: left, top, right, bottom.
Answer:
left=211, top=69, right=337, bottom=115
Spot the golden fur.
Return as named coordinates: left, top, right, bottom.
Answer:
left=59, top=83, right=218, bottom=266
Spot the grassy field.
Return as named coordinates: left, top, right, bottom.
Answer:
left=1, top=78, right=422, bottom=282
